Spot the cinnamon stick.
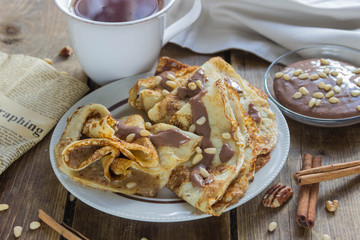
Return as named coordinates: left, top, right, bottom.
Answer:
left=306, top=155, right=321, bottom=228
left=296, top=153, right=313, bottom=228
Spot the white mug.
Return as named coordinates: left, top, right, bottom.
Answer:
left=55, top=0, right=202, bottom=85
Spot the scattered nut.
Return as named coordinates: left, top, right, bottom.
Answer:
left=262, top=183, right=293, bottom=208
left=318, top=72, right=327, bottom=78
left=326, top=200, right=339, bottom=212
left=274, top=72, right=284, bottom=78
left=126, top=133, right=136, bottom=142
left=195, top=80, right=203, bottom=88
left=145, top=122, right=152, bottom=130
left=167, top=73, right=176, bottom=81
left=140, top=130, right=151, bottom=137
left=189, top=124, right=196, bottom=133
left=222, top=132, right=231, bottom=140
left=282, top=74, right=291, bottom=81
left=30, top=221, right=41, bottom=230
left=315, top=99, right=322, bottom=107
left=162, top=89, right=169, bottom=96
left=196, top=116, right=206, bottom=125
left=323, top=68, right=330, bottom=75
left=268, top=222, right=277, bottom=232
left=322, top=234, right=331, bottom=240
left=188, top=82, right=197, bottom=91
left=353, top=68, right=360, bottom=74
left=204, top=147, right=217, bottom=155
left=313, top=92, right=324, bottom=99
left=292, top=92, right=303, bottom=99
left=309, top=98, right=316, bottom=108
left=69, top=193, right=76, bottom=202
left=126, top=182, right=137, bottom=189
left=43, top=58, right=52, bottom=64
left=330, top=71, right=339, bottom=77
left=0, top=203, right=9, bottom=211
left=59, top=46, right=74, bottom=57
left=165, top=80, right=177, bottom=89
left=192, top=153, right=203, bottom=165
left=298, top=73, right=309, bottom=80
left=351, top=90, right=360, bottom=97
left=293, top=69, right=303, bottom=76
left=195, top=146, right=202, bottom=154
left=318, top=82, right=326, bottom=89
left=325, top=91, right=335, bottom=98
left=329, top=97, right=339, bottom=104
left=310, top=74, right=319, bottom=80
left=200, top=168, right=210, bottom=178
left=324, top=84, right=332, bottom=92
left=320, top=58, right=330, bottom=65
left=333, top=86, right=341, bottom=94
left=336, top=77, right=343, bottom=86
left=299, top=87, right=309, bottom=95
left=14, top=226, right=22, bottom=238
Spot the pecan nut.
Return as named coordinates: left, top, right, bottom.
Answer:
left=262, top=183, right=293, bottom=208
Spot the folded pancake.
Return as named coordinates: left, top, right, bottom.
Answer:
left=167, top=80, right=246, bottom=216
left=55, top=103, right=202, bottom=197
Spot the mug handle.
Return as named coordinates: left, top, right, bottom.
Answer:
left=162, top=0, right=202, bottom=46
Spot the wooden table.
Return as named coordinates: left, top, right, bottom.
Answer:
left=1, top=1, right=359, bottom=239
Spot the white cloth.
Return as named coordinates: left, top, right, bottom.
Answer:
left=168, top=0, right=360, bottom=62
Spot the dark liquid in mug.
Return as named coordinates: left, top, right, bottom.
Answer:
left=72, top=0, right=163, bottom=22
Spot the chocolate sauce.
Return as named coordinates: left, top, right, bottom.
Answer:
left=219, top=143, right=234, bottom=163
left=177, top=68, right=206, bottom=100
left=248, top=102, right=261, bottom=124
left=114, top=120, right=143, bottom=140
left=273, top=58, right=360, bottom=119
left=158, top=71, right=175, bottom=91
left=149, top=129, right=190, bottom=148
left=72, top=0, right=162, bottom=23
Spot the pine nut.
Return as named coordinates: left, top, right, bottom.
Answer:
left=274, top=72, right=284, bottom=78
left=353, top=68, right=360, bottom=74
left=320, top=58, right=330, bottom=65
left=154, top=76, right=162, bottom=85
left=333, top=86, right=341, bottom=94
left=30, top=221, right=41, bottom=230
left=166, top=80, right=177, bottom=89
left=336, top=77, right=343, bottom=86
left=192, top=153, right=203, bottom=165
left=322, top=234, right=331, bottom=240
left=140, top=130, right=151, bottom=137
left=145, top=122, right=152, bottom=129
left=200, top=168, right=210, bottom=178
left=162, top=89, right=169, bottom=96
left=324, top=68, right=330, bottom=75
left=308, top=98, right=316, bottom=108
left=299, top=87, right=309, bottom=95
left=313, top=92, right=324, bottom=99
left=282, top=74, right=291, bottom=81
left=188, top=82, right=197, bottom=90
left=69, top=193, right=76, bottom=202
left=189, top=124, right=196, bottom=133
left=324, top=84, right=332, bottom=92
left=204, top=147, right=216, bottom=154
left=351, top=90, right=360, bottom=97
left=292, top=92, right=302, bottom=99
left=357, top=105, right=360, bottom=112
left=167, top=73, right=176, bottom=81
left=310, top=74, right=319, bottom=80
left=325, top=91, right=335, bottom=98
left=196, top=116, right=206, bottom=125
left=357, top=81, right=360, bottom=87
left=126, top=182, right=137, bottom=189
left=126, top=133, right=136, bottom=142
left=293, top=69, right=302, bottom=76
left=326, top=200, right=339, bottom=212
left=315, top=99, right=322, bottom=107
left=268, top=222, right=277, bottom=232
left=0, top=204, right=9, bottom=211
left=318, top=82, right=326, bottom=89
left=330, top=71, right=339, bottom=77
left=14, top=226, right=22, bottom=238
left=222, top=132, right=231, bottom=140
left=298, top=73, right=309, bottom=80
left=318, top=72, right=327, bottom=78
left=196, top=80, right=203, bottom=88
left=329, top=97, right=339, bottom=104
left=195, top=146, right=202, bottom=154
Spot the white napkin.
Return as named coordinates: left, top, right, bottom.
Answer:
left=168, top=0, right=360, bottom=62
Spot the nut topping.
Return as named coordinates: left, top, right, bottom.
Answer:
left=126, top=133, right=136, bottom=142
left=318, top=72, right=327, bottom=78
left=315, top=99, right=322, bottom=107
left=204, top=147, right=217, bottom=154
left=351, top=90, right=360, bottom=97
left=200, top=167, right=210, bottom=178
left=333, top=86, right=341, bottom=94
left=318, top=82, right=326, bottom=89
left=196, top=116, right=206, bottom=125
left=299, top=87, right=309, bottom=95
left=309, top=98, right=316, bottom=108
left=167, top=73, right=176, bottom=81
left=195, top=80, right=203, bottom=88
left=195, top=146, right=202, bottom=154
left=145, top=122, right=152, bottom=130
left=293, top=69, right=303, bottom=76
left=274, top=72, right=284, bottom=78
left=192, top=153, right=203, bottom=165
left=336, top=77, right=343, bottom=86
left=310, top=74, right=319, bottom=80
left=140, top=130, right=151, bottom=137
left=189, top=124, right=196, bottom=133
left=325, top=91, right=335, bottom=98
left=298, top=73, right=309, bottom=80
left=353, top=68, right=360, bottom=74
left=126, top=182, right=137, bottom=189
left=329, top=97, right=339, bottom=104
left=357, top=105, right=360, bottom=112
left=330, top=71, right=339, bottom=76
left=166, top=80, right=177, bottom=89
left=313, top=92, right=324, bottom=99
left=162, top=89, right=169, bottom=96
left=324, top=84, right=332, bottom=92
left=320, top=58, right=330, bottom=65
left=188, top=82, right=197, bottom=91
left=154, top=76, right=162, bottom=85
left=222, top=132, right=231, bottom=140
left=262, top=183, right=293, bottom=208
left=292, top=92, right=302, bottom=99
left=323, top=68, right=330, bottom=75
left=283, top=74, right=291, bottom=81
left=268, top=222, right=277, bottom=232
left=325, top=200, right=339, bottom=212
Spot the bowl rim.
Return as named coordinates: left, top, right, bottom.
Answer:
left=264, top=44, right=360, bottom=122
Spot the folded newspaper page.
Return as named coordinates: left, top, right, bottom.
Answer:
left=0, top=52, right=89, bottom=175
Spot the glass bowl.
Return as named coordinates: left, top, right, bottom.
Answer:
left=264, top=45, right=360, bottom=127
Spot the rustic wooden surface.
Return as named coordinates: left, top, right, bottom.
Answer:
left=0, top=1, right=359, bottom=240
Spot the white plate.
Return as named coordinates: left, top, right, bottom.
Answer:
left=49, top=73, right=290, bottom=222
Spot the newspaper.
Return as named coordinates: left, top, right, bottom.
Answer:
left=0, top=52, right=89, bottom=175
